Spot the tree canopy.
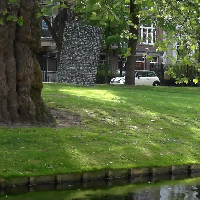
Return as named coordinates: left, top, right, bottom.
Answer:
left=142, top=0, right=200, bottom=66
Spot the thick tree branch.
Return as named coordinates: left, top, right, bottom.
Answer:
left=42, top=15, right=60, bottom=47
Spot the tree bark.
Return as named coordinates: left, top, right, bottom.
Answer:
left=198, top=40, right=200, bottom=64
left=0, top=0, right=54, bottom=125
left=104, top=45, right=110, bottom=84
left=125, top=0, right=139, bottom=85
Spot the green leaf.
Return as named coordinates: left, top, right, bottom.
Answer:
left=3, top=10, right=7, bottom=15
left=36, top=12, right=43, bottom=18
left=0, top=18, right=4, bottom=25
left=8, top=0, right=19, bottom=3
left=147, top=55, right=153, bottom=61
left=183, top=79, right=189, bottom=84
left=17, top=16, right=23, bottom=26
left=193, top=79, right=198, bottom=84
left=90, top=12, right=97, bottom=20
left=180, top=6, right=185, bottom=11
left=41, top=7, right=47, bottom=13
left=6, top=15, right=18, bottom=21
left=190, top=45, right=196, bottom=51
left=61, top=4, right=67, bottom=9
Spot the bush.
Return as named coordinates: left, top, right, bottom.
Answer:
left=166, top=63, right=199, bottom=86
left=96, top=64, right=114, bottom=84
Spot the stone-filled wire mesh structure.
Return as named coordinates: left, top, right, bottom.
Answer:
left=58, top=22, right=102, bottom=86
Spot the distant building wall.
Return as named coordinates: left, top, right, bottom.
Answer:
left=58, top=22, right=102, bottom=86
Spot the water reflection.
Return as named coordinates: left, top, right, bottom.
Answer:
left=73, top=184, right=200, bottom=200
left=160, top=185, right=199, bottom=200
left=1, top=177, right=200, bottom=199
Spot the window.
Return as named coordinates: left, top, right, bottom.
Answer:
left=147, top=71, right=156, bottom=77
left=48, top=57, right=57, bottom=72
left=140, top=24, right=156, bottom=45
left=42, top=20, right=49, bottom=30
left=136, top=56, right=145, bottom=62
left=150, top=56, right=158, bottom=63
left=41, top=19, right=52, bottom=38
left=137, top=71, right=147, bottom=77
left=40, top=2, right=54, bottom=38
left=136, top=56, right=145, bottom=70
left=99, top=53, right=106, bottom=64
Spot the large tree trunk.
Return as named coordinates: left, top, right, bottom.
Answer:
left=0, top=0, right=54, bottom=125
left=125, top=0, right=139, bottom=85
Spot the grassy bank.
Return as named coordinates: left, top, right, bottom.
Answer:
left=1, top=84, right=200, bottom=178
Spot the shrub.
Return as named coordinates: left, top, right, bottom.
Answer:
left=166, top=63, right=199, bottom=86
left=96, top=64, right=114, bottom=84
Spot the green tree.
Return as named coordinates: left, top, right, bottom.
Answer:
left=141, top=0, right=200, bottom=83
left=38, top=0, right=75, bottom=63
left=75, top=0, right=129, bottom=83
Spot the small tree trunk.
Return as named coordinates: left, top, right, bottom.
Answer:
left=104, top=46, right=110, bottom=84
left=125, top=0, right=139, bottom=85
left=198, top=40, right=200, bottom=64
left=0, top=0, right=54, bottom=125
left=42, top=3, right=75, bottom=65
left=160, top=63, right=164, bottom=86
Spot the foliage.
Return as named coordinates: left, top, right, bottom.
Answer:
left=75, top=0, right=129, bottom=51
left=140, top=0, right=200, bottom=68
left=167, top=62, right=200, bottom=85
left=36, top=0, right=76, bottom=63
left=96, top=64, right=114, bottom=84
left=38, top=0, right=137, bottom=57
left=36, top=0, right=129, bottom=50
left=0, top=1, right=24, bottom=26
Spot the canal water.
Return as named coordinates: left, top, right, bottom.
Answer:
left=1, top=175, right=200, bottom=199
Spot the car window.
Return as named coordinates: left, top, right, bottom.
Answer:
left=147, top=71, right=156, bottom=77
left=137, top=72, right=147, bottom=77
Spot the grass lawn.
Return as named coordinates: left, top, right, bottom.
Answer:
left=1, top=83, right=200, bottom=178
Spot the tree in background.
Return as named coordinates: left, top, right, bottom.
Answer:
left=75, top=0, right=129, bottom=83
left=125, top=0, right=139, bottom=85
left=141, top=0, right=200, bottom=84
left=38, top=0, right=75, bottom=63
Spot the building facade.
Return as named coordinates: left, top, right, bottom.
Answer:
left=101, top=24, right=164, bottom=79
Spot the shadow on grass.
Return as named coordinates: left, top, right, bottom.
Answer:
left=41, top=84, right=200, bottom=169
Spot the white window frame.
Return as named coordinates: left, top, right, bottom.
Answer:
left=140, top=24, right=156, bottom=45
left=150, top=56, right=158, bottom=64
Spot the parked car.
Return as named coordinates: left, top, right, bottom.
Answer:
left=110, top=70, right=160, bottom=86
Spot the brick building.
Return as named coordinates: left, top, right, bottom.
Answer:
left=102, top=23, right=164, bottom=78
